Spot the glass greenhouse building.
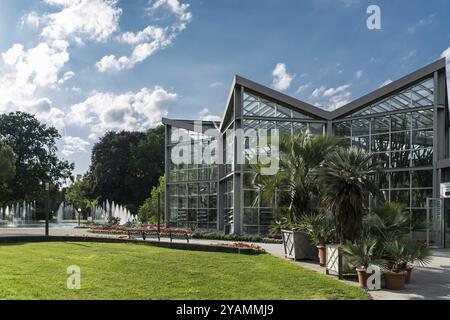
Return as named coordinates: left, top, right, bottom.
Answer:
left=163, top=58, right=450, bottom=248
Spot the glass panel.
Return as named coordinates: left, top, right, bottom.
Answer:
left=412, top=109, right=433, bottom=129
left=373, top=153, right=390, bottom=168
left=412, top=170, right=433, bottom=188
left=391, top=113, right=410, bottom=132
left=376, top=172, right=389, bottom=189
left=276, top=121, right=292, bottom=134
left=352, top=136, right=370, bottom=151
left=412, top=130, right=433, bottom=149
left=292, top=109, right=313, bottom=119
left=391, top=190, right=410, bottom=206
left=391, top=131, right=410, bottom=151
left=243, top=208, right=258, bottom=225
left=391, top=171, right=410, bottom=189
left=371, top=134, right=389, bottom=152
left=334, top=121, right=351, bottom=137
left=292, top=122, right=308, bottom=133
left=372, top=116, right=390, bottom=134
left=276, top=104, right=292, bottom=118
left=411, top=148, right=433, bottom=167
left=309, top=123, right=324, bottom=136
left=259, top=98, right=276, bottom=117
left=244, top=190, right=258, bottom=207
left=391, top=151, right=411, bottom=168
left=352, top=119, right=370, bottom=136
left=412, top=189, right=432, bottom=208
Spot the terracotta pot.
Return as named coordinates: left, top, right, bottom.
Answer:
left=317, top=246, right=326, bottom=266
left=384, top=271, right=407, bottom=290
left=404, top=266, right=413, bottom=284
left=356, top=268, right=369, bottom=288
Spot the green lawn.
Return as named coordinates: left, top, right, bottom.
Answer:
left=0, top=242, right=369, bottom=300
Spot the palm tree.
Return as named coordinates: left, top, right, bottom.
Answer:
left=319, top=146, right=381, bottom=243
left=364, top=202, right=413, bottom=242
left=253, top=131, right=340, bottom=224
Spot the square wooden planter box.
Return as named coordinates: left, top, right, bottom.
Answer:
left=281, top=230, right=317, bottom=261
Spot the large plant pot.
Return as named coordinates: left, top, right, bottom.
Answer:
left=404, top=266, right=413, bottom=284
left=325, top=244, right=355, bottom=279
left=356, top=268, right=369, bottom=288
left=384, top=271, right=407, bottom=290
left=281, top=230, right=317, bottom=261
left=317, top=246, right=326, bottom=267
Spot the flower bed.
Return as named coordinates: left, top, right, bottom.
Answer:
left=87, top=226, right=192, bottom=237
left=215, top=242, right=266, bottom=254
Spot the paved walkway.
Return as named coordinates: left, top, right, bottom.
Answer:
left=1, top=227, right=449, bottom=300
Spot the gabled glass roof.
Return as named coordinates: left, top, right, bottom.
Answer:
left=243, top=90, right=314, bottom=120
left=343, top=78, right=434, bottom=118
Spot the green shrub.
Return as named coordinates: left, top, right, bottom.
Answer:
left=191, top=232, right=282, bottom=244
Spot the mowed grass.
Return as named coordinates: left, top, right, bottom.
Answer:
left=0, top=242, right=369, bottom=300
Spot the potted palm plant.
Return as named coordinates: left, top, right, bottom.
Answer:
left=298, top=213, right=335, bottom=266
left=319, top=146, right=381, bottom=277
left=341, top=237, right=384, bottom=288
left=253, top=131, right=340, bottom=261
left=382, top=240, right=409, bottom=290
left=402, top=240, right=432, bottom=284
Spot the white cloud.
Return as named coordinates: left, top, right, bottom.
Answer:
left=322, top=84, right=351, bottom=97
left=41, top=0, right=122, bottom=44
left=328, top=91, right=351, bottom=110
left=407, top=14, right=436, bottom=34
left=67, top=87, right=177, bottom=139
left=97, top=0, right=191, bottom=72
left=62, top=136, right=90, bottom=157
left=272, top=63, right=295, bottom=91
left=198, top=108, right=221, bottom=121
left=355, top=69, right=364, bottom=79
left=295, top=83, right=311, bottom=94
left=58, top=71, right=76, bottom=84
left=21, top=12, right=41, bottom=28
left=1, top=0, right=124, bottom=133
left=209, top=81, right=223, bottom=88
left=402, top=50, right=417, bottom=61
left=311, top=84, right=352, bottom=111
left=312, top=86, right=326, bottom=98
left=0, top=40, right=70, bottom=130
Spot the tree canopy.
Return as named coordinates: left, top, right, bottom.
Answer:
left=0, top=139, right=16, bottom=185
left=0, top=112, right=73, bottom=203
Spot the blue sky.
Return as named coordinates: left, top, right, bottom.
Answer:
left=0, top=0, right=449, bottom=176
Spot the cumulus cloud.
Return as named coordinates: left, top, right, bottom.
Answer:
left=295, top=83, right=311, bottom=94
left=311, top=84, right=352, bottom=111
left=58, top=71, right=76, bottom=84
left=62, top=136, right=91, bottom=157
left=67, top=87, right=177, bottom=139
left=272, top=63, right=295, bottom=91
left=21, top=12, right=41, bottom=28
left=41, top=0, right=122, bottom=44
left=97, top=0, right=191, bottom=72
left=198, top=108, right=221, bottom=121
left=0, top=40, right=69, bottom=130
left=0, top=0, right=125, bottom=133
left=322, top=84, right=351, bottom=97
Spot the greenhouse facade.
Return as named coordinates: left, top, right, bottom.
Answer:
left=163, top=58, right=449, bottom=247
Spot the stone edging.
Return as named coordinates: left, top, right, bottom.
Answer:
left=0, top=235, right=263, bottom=255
